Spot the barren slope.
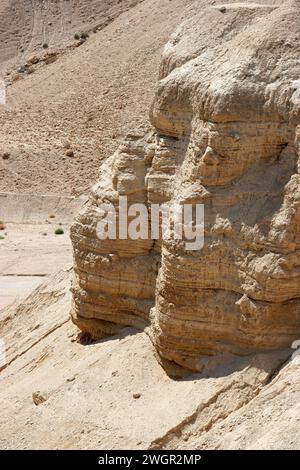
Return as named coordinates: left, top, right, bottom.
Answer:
left=0, top=271, right=298, bottom=449
left=0, top=0, right=198, bottom=195
left=0, top=0, right=143, bottom=68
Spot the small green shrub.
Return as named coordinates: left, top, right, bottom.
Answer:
left=55, top=228, right=64, bottom=235
left=17, top=65, right=27, bottom=74
left=74, top=31, right=89, bottom=41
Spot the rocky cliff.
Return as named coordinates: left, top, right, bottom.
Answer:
left=71, top=0, right=300, bottom=372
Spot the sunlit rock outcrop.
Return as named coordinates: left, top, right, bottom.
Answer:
left=71, top=0, right=300, bottom=372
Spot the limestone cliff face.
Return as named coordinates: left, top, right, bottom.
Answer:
left=71, top=1, right=300, bottom=372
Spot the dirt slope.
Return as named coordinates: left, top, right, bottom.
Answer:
left=0, top=0, right=197, bottom=195
left=0, top=270, right=298, bottom=449
left=0, top=0, right=143, bottom=68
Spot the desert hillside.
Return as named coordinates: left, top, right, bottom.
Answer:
left=0, top=0, right=196, bottom=195
left=0, top=0, right=143, bottom=68
left=0, top=0, right=299, bottom=451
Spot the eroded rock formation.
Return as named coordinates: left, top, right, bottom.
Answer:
left=71, top=0, right=300, bottom=372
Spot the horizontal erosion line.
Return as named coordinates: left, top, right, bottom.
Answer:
left=159, top=286, right=300, bottom=304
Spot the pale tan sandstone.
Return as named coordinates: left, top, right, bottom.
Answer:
left=71, top=1, right=300, bottom=372
left=1, top=270, right=297, bottom=449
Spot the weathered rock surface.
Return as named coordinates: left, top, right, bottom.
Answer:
left=71, top=1, right=300, bottom=372
left=1, top=270, right=299, bottom=449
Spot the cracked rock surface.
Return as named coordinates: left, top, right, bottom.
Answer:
left=71, top=0, right=300, bottom=372
left=0, top=271, right=298, bottom=449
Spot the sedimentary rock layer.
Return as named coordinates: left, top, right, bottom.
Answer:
left=71, top=0, right=300, bottom=371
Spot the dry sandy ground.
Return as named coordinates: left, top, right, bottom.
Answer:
left=0, top=224, right=71, bottom=308
left=0, top=276, right=43, bottom=310
left=0, top=269, right=299, bottom=450
left=0, top=0, right=198, bottom=195
left=0, top=1, right=144, bottom=68
left=0, top=193, right=84, bottom=308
